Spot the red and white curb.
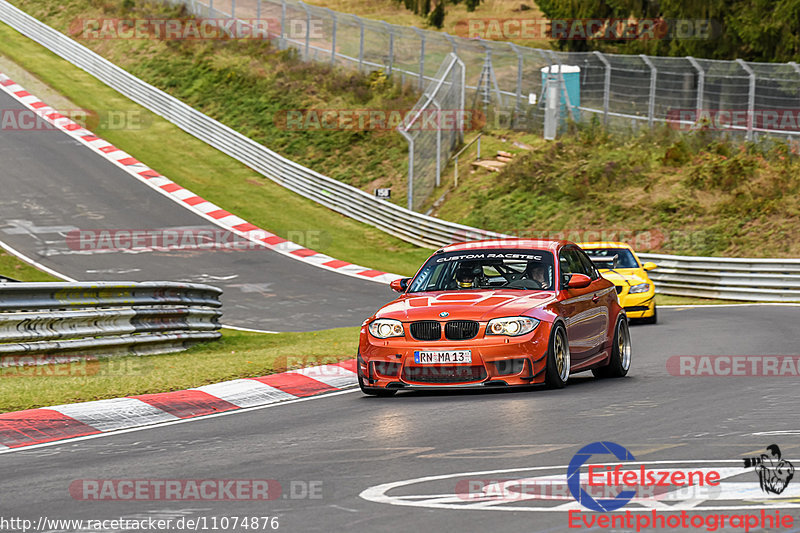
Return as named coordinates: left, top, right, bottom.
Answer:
left=0, top=72, right=402, bottom=285
left=0, top=359, right=358, bottom=449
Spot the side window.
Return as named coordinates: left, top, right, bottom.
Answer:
left=560, top=249, right=585, bottom=275
left=575, top=249, right=600, bottom=279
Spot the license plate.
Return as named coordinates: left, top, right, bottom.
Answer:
left=414, top=350, right=472, bottom=364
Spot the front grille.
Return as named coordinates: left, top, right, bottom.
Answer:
left=445, top=320, right=479, bottom=340
left=615, top=286, right=624, bottom=294
left=403, top=365, right=487, bottom=383
left=410, top=321, right=441, bottom=341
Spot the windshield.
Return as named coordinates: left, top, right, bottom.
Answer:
left=408, top=249, right=556, bottom=293
left=582, top=248, right=640, bottom=269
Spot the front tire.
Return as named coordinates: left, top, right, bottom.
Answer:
left=544, top=323, right=570, bottom=389
left=593, top=318, right=631, bottom=378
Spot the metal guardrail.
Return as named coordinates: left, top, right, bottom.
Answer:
left=0, top=282, right=222, bottom=361
left=2, top=2, right=799, bottom=302
left=0, top=0, right=502, bottom=249
left=638, top=253, right=800, bottom=302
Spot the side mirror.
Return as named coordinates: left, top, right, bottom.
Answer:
left=566, top=273, right=591, bottom=289
left=390, top=278, right=410, bottom=293
left=642, top=262, right=657, bottom=271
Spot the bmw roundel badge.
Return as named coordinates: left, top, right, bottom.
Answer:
left=439, top=311, right=449, bottom=317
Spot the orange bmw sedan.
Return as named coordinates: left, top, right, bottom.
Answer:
left=357, top=239, right=631, bottom=396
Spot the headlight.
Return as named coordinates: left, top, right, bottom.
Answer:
left=368, top=319, right=404, bottom=339
left=629, top=283, right=651, bottom=294
left=486, top=317, right=539, bottom=337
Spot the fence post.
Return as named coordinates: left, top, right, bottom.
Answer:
left=687, top=56, right=704, bottom=127
left=458, top=55, right=465, bottom=143
left=256, top=0, right=261, bottom=21
left=358, top=18, right=365, bottom=72
left=593, top=51, right=610, bottom=127
left=231, top=0, right=236, bottom=17
left=640, top=54, right=657, bottom=129
left=209, top=0, right=214, bottom=15
left=547, top=50, right=573, bottom=119
left=736, top=59, right=756, bottom=141
left=434, top=97, right=442, bottom=187
left=280, top=0, right=286, bottom=50
left=400, top=131, right=414, bottom=210
left=791, top=62, right=800, bottom=108
left=509, top=43, right=524, bottom=127
left=329, top=9, right=337, bottom=67
left=413, top=28, right=426, bottom=91
left=444, top=34, right=458, bottom=55
left=382, top=22, right=394, bottom=76
left=299, top=2, right=310, bottom=60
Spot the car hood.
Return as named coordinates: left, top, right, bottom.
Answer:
left=377, top=290, right=556, bottom=322
left=599, top=268, right=649, bottom=287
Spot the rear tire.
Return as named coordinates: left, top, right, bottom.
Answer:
left=358, top=370, right=397, bottom=397
left=544, top=324, right=570, bottom=389
left=592, top=318, right=631, bottom=378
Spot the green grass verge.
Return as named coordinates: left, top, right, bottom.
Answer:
left=0, top=3, right=432, bottom=277
left=437, top=125, right=800, bottom=258
left=0, top=327, right=358, bottom=413
left=0, top=248, right=60, bottom=281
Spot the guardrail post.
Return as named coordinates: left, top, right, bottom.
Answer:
left=383, top=22, right=394, bottom=76
left=329, top=9, right=337, bottom=67
left=593, top=51, right=611, bottom=127
left=358, top=18, right=365, bottom=72
left=413, top=28, right=425, bottom=91
left=640, top=54, right=657, bottom=129
left=737, top=58, right=756, bottom=141
left=687, top=56, right=704, bottom=127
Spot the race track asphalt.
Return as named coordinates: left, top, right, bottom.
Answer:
left=0, top=89, right=394, bottom=331
left=2, top=306, right=799, bottom=532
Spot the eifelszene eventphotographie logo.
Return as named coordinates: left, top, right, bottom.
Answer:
left=744, top=444, right=795, bottom=495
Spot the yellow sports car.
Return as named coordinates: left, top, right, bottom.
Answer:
left=578, top=242, right=658, bottom=324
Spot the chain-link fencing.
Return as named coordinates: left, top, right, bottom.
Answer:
left=174, top=0, right=800, bottom=209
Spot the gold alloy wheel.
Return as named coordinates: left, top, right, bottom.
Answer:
left=554, top=329, right=570, bottom=381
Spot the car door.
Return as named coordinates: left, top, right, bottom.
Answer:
left=558, top=247, right=596, bottom=360
left=574, top=247, right=612, bottom=353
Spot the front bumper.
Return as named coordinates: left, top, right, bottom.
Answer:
left=617, top=286, right=656, bottom=318
left=358, top=321, right=552, bottom=389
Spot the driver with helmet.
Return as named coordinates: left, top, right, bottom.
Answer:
left=454, top=263, right=482, bottom=289
left=525, top=261, right=551, bottom=289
